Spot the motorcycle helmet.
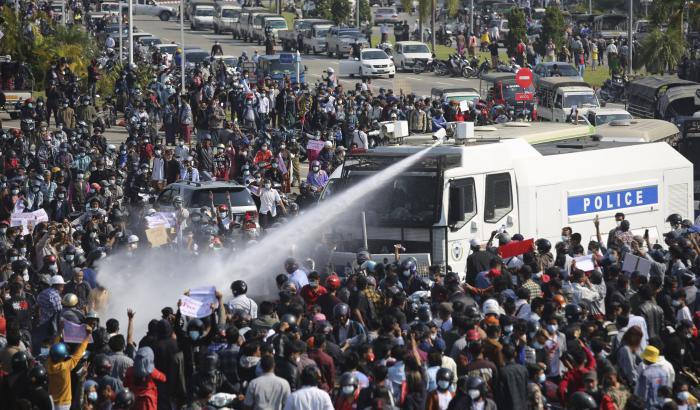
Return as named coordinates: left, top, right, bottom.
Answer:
left=114, top=388, right=135, bottom=409
left=339, top=372, right=359, bottom=395
left=436, top=368, right=454, bottom=390
left=230, top=280, right=248, bottom=296
left=568, top=391, right=597, bottom=409
left=565, top=303, right=583, bottom=323
left=326, top=275, right=341, bottom=291
left=49, top=343, right=69, bottom=362
left=535, top=238, right=551, bottom=254
left=666, top=213, right=683, bottom=227
left=333, top=303, right=350, bottom=319
left=11, top=351, right=29, bottom=372
left=28, top=365, right=48, bottom=386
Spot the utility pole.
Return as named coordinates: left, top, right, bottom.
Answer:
left=180, top=0, right=186, bottom=94
left=628, top=0, right=633, bottom=74
left=61, top=0, right=66, bottom=25
left=128, top=0, right=134, bottom=66
left=589, top=0, right=592, bottom=15
left=470, top=0, right=474, bottom=36
left=431, top=0, right=436, bottom=51
left=118, top=5, right=123, bottom=62
left=356, top=0, right=360, bottom=28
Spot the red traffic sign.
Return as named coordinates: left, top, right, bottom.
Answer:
left=515, top=92, right=533, bottom=101
left=515, top=67, right=533, bottom=89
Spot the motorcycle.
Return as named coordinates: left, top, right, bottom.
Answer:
left=377, top=42, right=393, bottom=57
left=598, top=74, right=628, bottom=103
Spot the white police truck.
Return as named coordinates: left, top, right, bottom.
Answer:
left=326, top=137, right=693, bottom=274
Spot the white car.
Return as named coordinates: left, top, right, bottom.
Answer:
left=585, top=107, right=633, bottom=126
left=118, top=0, right=175, bottom=21
left=393, top=41, right=432, bottom=72
left=191, top=5, right=215, bottom=30
left=339, top=48, right=395, bottom=78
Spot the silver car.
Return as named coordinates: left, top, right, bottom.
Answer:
left=325, top=26, right=368, bottom=58
left=122, top=0, right=175, bottom=21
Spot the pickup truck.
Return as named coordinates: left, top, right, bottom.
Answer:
left=339, top=48, right=395, bottom=78
left=213, top=4, right=240, bottom=34
left=325, top=26, right=369, bottom=59
left=278, top=18, right=331, bottom=52
left=232, top=7, right=266, bottom=40
left=0, top=56, right=34, bottom=119
left=251, top=14, right=288, bottom=44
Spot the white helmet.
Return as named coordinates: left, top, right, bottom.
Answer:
left=327, top=67, right=334, bottom=73
left=324, top=140, right=333, bottom=148
left=482, top=298, right=501, bottom=316
left=127, top=234, right=139, bottom=244
left=107, top=144, right=116, bottom=152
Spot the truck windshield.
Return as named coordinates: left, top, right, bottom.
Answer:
left=222, top=9, right=237, bottom=17
left=564, top=93, right=598, bottom=107
left=339, top=30, right=360, bottom=37
left=344, top=174, right=439, bottom=227
left=502, top=83, right=534, bottom=100
left=594, top=113, right=633, bottom=125
left=196, top=8, right=214, bottom=16
left=191, top=188, right=255, bottom=208
left=266, top=19, right=287, bottom=29
left=265, top=60, right=297, bottom=75
left=315, top=28, right=329, bottom=36
left=403, top=44, right=430, bottom=53
left=362, top=50, right=389, bottom=60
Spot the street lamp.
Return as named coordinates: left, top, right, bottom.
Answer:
left=628, top=0, right=633, bottom=74
left=119, top=5, right=123, bottom=63
left=180, top=0, right=186, bottom=94
left=296, top=49, right=301, bottom=84
left=128, top=0, right=134, bottom=66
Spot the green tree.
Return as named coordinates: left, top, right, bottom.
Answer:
left=324, top=0, right=351, bottom=23
left=505, top=7, right=527, bottom=55
left=536, top=7, right=566, bottom=57
left=359, top=0, right=371, bottom=24
left=638, top=29, right=684, bottom=74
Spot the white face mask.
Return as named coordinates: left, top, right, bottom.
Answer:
left=437, top=380, right=450, bottom=390
left=538, top=374, right=546, bottom=383
left=468, top=389, right=480, bottom=399
left=677, top=391, right=690, bottom=402
left=546, top=324, right=558, bottom=334
left=342, top=386, right=355, bottom=395
left=264, top=183, right=272, bottom=189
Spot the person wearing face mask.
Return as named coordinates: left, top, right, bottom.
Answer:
left=151, top=146, right=166, bottom=189
left=449, top=376, right=496, bottom=410
left=57, top=99, right=76, bottom=131
left=82, top=379, right=99, bottom=409
left=299, top=271, right=328, bottom=309
left=64, top=269, right=91, bottom=310
left=213, top=143, right=231, bottom=181
left=48, top=186, right=71, bottom=221
left=334, top=372, right=360, bottom=410
left=179, top=157, right=200, bottom=182
left=306, top=160, right=328, bottom=192
left=526, top=363, right=547, bottom=410
left=255, top=178, right=286, bottom=229
left=25, top=180, right=46, bottom=212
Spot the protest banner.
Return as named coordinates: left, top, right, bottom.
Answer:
left=63, top=320, right=94, bottom=343
left=498, top=238, right=534, bottom=259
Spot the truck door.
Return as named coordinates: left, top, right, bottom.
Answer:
left=446, top=176, right=480, bottom=274
left=482, top=171, right=519, bottom=239
left=554, top=93, right=564, bottom=122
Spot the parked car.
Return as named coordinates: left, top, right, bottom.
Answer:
left=252, top=14, right=288, bottom=44
left=138, top=36, right=162, bottom=47
left=374, top=7, right=399, bottom=24
left=123, top=0, right=175, bottom=21
left=183, top=49, right=211, bottom=66
left=339, top=48, right=395, bottom=78
left=585, top=107, right=633, bottom=126
left=393, top=41, right=432, bottom=71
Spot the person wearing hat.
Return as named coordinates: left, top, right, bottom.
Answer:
left=37, top=275, right=65, bottom=326
left=635, top=345, right=671, bottom=408
left=466, top=238, right=498, bottom=286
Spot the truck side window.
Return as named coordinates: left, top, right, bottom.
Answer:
left=448, top=178, right=476, bottom=230
left=158, top=188, right=175, bottom=207
left=484, top=173, right=512, bottom=223
left=554, top=94, right=563, bottom=109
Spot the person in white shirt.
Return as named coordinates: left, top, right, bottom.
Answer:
left=227, top=280, right=258, bottom=319
left=257, top=91, right=270, bottom=132
left=105, top=35, right=115, bottom=50
left=256, top=179, right=286, bottom=229
left=674, top=289, right=693, bottom=323
left=151, top=148, right=165, bottom=188
left=179, top=156, right=200, bottom=182
left=285, top=257, right=308, bottom=294
left=283, top=366, right=334, bottom=410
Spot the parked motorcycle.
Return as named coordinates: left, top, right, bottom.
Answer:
left=598, top=74, right=628, bottom=103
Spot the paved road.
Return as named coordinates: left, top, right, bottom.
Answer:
left=132, top=15, right=482, bottom=96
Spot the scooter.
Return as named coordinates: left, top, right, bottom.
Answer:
left=599, top=73, right=628, bottom=103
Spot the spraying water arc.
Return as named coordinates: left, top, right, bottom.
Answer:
left=99, top=141, right=440, bottom=334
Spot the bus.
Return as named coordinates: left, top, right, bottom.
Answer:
left=593, top=14, right=628, bottom=40
left=256, top=53, right=306, bottom=85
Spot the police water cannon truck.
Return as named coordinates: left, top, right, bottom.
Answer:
left=326, top=136, right=694, bottom=275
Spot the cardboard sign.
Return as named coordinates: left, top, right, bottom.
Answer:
left=145, top=226, right=169, bottom=248
left=621, top=253, right=652, bottom=276
left=459, top=100, right=469, bottom=113
left=498, top=238, right=534, bottom=259
left=573, top=255, right=595, bottom=272
left=63, top=320, right=94, bottom=344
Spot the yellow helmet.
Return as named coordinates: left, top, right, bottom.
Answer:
left=62, top=293, right=78, bottom=307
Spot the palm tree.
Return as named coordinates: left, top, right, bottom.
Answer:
left=639, top=29, right=684, bottom=74
left=401, top=0, right=458, bottom=46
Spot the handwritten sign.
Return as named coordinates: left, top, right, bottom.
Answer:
left=11, top=209, right=49, bottom=234
left=63, top=320, right=94, bottom=344
left=306, top=139, right=325, bottom=162
left=145, top=211, right=176, bottom=229
left=573, top=255, right=595, bottom=272
left=179, top=295, right=212, bottom=318
left=621, top=253, right=652, bottom=276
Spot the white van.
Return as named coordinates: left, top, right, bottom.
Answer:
left=214, top=4, right=240, bottom=34
left=326, top=138, right=693, bottom=274
left=536, top=78, right=600, bottom=122
left=191, top=5, right=215, bottom=30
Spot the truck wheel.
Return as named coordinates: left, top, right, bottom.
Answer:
left=389, top=74, right=395, bottom=78
left=159, top=11, right=171, bottom=21
left=336, top=46, right=341, bottom=59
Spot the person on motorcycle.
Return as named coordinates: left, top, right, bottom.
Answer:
left=180, top=156, right=200, bottom=182
left=317, top=141, right=334, bottom=171
left=307, top=160, right=328, bottom=191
